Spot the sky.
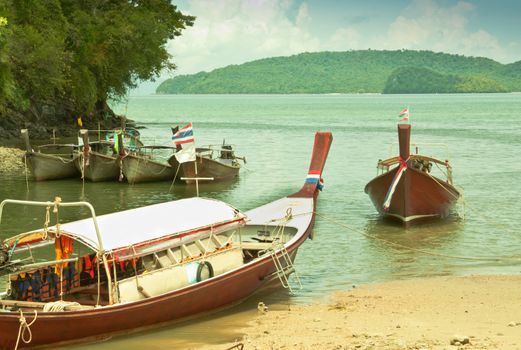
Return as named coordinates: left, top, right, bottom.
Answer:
left=135, top=0, right=521, bottom=94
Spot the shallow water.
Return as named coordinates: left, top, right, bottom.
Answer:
left=1, top=93, right=521, bottom=348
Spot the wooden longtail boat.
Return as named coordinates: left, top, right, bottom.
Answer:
left=21, top=129, right=79, bottom=181
left=75, top=129, right=142, bottom=182
left=168, top=143, right=245, bottom=184
left=74, top=130, right=122, bottom=182
left=364, top=124, right=460, bottom=226
left=0, top=131, right=332, bottom=349
left=121, top=146, right=176, bottom=184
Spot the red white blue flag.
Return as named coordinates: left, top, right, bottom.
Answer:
left=172, top=122, right=194, bottom=145
left=398, top=108, right=409, bottom=121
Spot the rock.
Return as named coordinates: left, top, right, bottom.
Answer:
left=450, top=335, right=470, bottom=345
left=257, top=301, right=268, bottom=314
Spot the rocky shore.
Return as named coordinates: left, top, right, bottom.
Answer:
left=199, top=275, right=521, bottom=350
left=0, top=146, right=25, bottom=176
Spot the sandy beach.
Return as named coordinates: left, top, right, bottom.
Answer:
left=0, top=146, right=24, bottom=176
left=200, top=275, right=521, bottom=350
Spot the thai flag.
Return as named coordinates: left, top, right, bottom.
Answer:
left=398, top=108, right=409, bottom=121
left=172, top=122, right=194, bottom=145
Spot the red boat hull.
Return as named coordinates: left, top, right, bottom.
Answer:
left=0, top=242, right=303, bottom=349
left=364, top=166, right=460, bottom=225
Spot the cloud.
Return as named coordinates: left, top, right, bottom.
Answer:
left=381, top=0, right=510, bottom=61
left=164, top=0, right=519, bottom=79
left=167, top=0, right=320, bottom=75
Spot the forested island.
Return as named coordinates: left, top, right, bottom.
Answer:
left=0, top=1, right=193, bottom=140
left=157, top=50, right=521, bottom=94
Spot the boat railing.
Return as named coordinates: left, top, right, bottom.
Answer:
left=376, top=154, right=454, bottom=184
left=388, top=142, right=452, bottom=160
left=0, top=198, right=117, bottom=305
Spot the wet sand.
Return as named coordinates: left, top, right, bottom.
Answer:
left=199, top=275, right=521, bottom=350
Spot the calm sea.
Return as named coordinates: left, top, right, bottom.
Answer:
left=1, top=93, right=520, bottom=348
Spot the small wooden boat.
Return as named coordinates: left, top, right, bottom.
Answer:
left=21, top=129, right=79, bottom=181
left=75, top=129, right=142, bottom=182
left=75, top=130, right=121, bottom=182
left=121, top=146, right=176, bottom=184
left=364, top=123, right=460, bottom=225
left=168, top=143, right=245, bottom=184
left=0, top=131, right=332, bottom=349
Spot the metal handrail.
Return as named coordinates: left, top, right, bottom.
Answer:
left=0, top=198, right=115, bottom=304
left=0, top=199, right=104, bottom=253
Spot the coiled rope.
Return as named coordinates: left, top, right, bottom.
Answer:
left=43, top=301, right=80, bottom=312
left=14, top=310, right=37, bottom=350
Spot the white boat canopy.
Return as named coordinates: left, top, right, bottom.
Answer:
left=57, top=197, right=245, bottom=253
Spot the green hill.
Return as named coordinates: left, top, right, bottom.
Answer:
left=383, top=66, right=508, bottom=93
left=156, top=50, right=521, bottom=94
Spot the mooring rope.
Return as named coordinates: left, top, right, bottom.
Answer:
left=42, top=301, right=80, bottom=312
left=14, top=310, right=37, bottom=350
left=314, top=211, right=521, bottom=263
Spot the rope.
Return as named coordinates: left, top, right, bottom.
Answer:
left=314, top=212, right=521, bottom=263
left=43, top=301, right=80, bottom=312
left=23, top=154, right=29, bottom=191
left=14, top=310, right=37, bottom=350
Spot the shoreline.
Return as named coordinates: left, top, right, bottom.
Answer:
left=0, top=146, right=25, bottom=176
left=198, top=275, right=521, bottom=350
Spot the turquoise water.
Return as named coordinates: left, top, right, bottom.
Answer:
left=1, top=93, right=521, bottom=348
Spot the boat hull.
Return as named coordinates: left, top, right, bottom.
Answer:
left=0, top=224, right=307, bottom=349
left=121, top=154, right=175, bottom=183
left=169, top=156, right=240, bottom=184
left=74, top=153, right=120, bottom=182
left=364, top=166, right=460, bottom=225
left=24, top=152, right=79, bottom=181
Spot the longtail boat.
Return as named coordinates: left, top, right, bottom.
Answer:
left=0, top=131, right=332, bottom=349
left=121, top=145, right=176, bottom=184
left=168, top=142, right=245, bottom=184
left=364, top=123, right=460, bottom=226
left=75, top=129, right=142, bottom=182
left=21, top=129, right=79, bottom=181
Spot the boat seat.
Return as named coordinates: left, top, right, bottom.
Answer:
left=241, top=242, right=274, bottom=250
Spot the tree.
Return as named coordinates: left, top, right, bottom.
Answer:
left=0, top=0, right=194, bottom=134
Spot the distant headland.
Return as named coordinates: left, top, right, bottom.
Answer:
left=157, top=50, right=521, bottom=94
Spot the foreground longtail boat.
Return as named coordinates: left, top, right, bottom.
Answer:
left=364, top=123, right=460, bottom=226
left=21, top=129, right=80, bottom=181
left=0, top=132, right=332, bottom=349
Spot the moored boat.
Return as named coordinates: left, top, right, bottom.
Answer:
left=168, top=143, right=244, bottom=184
left=0, top=131, right=332, bottom=349
left=21, top=129, right=79, bottom=181
left=364, top=123, right=460, bottom=226
left=121, top=146, right=176, bottom=184
left=75, top=129, right=142, bottom=182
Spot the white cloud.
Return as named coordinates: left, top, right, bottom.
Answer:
left=379, top=0, right=511, bottom=61
left=166, top=0, right=320, bottom=76
left=163, top=0, right=519, bottom=81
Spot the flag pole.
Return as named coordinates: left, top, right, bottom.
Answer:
left=194, top=158, right=199, bottom=197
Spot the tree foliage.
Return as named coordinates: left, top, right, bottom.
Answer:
left=156, top=50, right=521, bottom=94
left=0, top=0, right=194, bottom=121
